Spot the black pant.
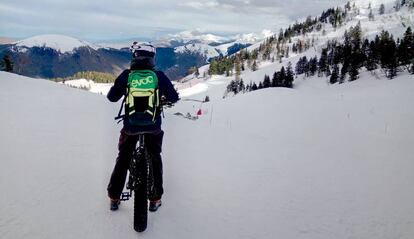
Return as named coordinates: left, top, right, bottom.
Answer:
left=107, top=129, right=164, bottom=201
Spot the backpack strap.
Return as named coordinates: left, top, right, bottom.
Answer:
left=114, top=86, right=128, bottom=121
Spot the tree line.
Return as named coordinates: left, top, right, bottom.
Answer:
left=225, top=63, right=295, bottom=97
left=0, top=55, right=13, bottom=72
left=53, top=71, right=117, bottom=83
left=208, top=1, right=414, bottom=80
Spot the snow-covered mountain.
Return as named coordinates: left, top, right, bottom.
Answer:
left=154, top=29, right=273, bottom=61
left=14, top=34, right=99, bottom=53
left=96, top=29, right=271, bottom=62
left=233, top=29, right=275, bottom=44
left=169, top=29, right=276, bottom=61
left=0, top=32, right=251, bottom=79
left=0, top=27, right=274, bottom=79
left=157, top=29, right=231, bottom=47
left=157, top=29, right=274, bottom=47
left=1, top=37, right=131, bottom=79
left=95, top=30, right=261, bottom=63
left=174, top=43, right=221, bottom=61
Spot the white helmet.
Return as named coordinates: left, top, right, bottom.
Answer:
left=130, top=42, right=156, bottom=57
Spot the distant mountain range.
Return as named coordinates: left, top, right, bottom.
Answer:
left=0, top=37, right=16, bottom=45
left=0, top=30, right=272, bottom=80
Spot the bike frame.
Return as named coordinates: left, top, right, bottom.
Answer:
left=121, top=134, right=150, bottom=201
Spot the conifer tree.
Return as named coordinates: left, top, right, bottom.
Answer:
left=318, top=49, right=328, bottom=76
left=195, top=67, right=200, bottom=78
left=238, top=79, right=245, bottom=93
left=378, top=31, right=398, bottom=78
left=252, top=82, right=258, bottom=91
left=349, top=57, right=360, bottom=81
left=326, top=65, right=331, bottom=77
left=295, top=56, right=308, bottom=75
left=235, top=56, right=241, bottom=81
left=272, top=71, right=280, bottom=87
left=330, top=65, right=339, bottom=84
left=366, top=41, right=379, bottom=71
left=226, top=80, right=238, bottom=95
left=395, top=0, right=402, bottom=11
left=398, top=27, right=414, bottom=68
left=2, top=55, right=13, bottom=72
left=252, top=60, right=258, bottom=71
left=263, top=75, right=271, bottom=88
left=410, top=60, right=414, bottom=74
left=280, top=66, right=286, bottom=85
left=379, top=4, right=385, bottom=14
left=348, top=23, right=363, bottom=81
left=369, top=9, right=375, bottom=21
left=285, top=63, right=294, bottom=88
left=340, top=64, right=348, bottom=83
left=308, top=57, right=318, bottom=76
left=345, top=2, right=352, bottom=11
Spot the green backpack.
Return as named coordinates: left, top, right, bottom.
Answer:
left=125, top=69, right=160, bottom=126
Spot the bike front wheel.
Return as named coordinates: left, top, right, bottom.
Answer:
left=133, top=150, right=148, bottom=232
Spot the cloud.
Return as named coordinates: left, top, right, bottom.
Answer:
left=0, top=0, right=349, bottom=41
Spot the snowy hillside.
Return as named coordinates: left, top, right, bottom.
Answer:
left=237, top=0, right=414, bottom=62
left=62, top=79, right=112, bottom=95
left=2, top=46, right=414, bottom=239
left=2, top=1, right=414, bottom=238
left=179, top=0, right=413, bottom=86
left=14, top=34, right=98, bottom=53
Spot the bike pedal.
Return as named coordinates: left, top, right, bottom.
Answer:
left=120, top=192, right=131, bottom=201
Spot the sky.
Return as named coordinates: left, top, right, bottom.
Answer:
left=0, top=0, right=349, bottom=42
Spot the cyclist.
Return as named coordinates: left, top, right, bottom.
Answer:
left=107, top=42, right=179, bottom=211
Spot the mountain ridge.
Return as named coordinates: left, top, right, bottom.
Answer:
left=0, top=31, right=257, bottom=80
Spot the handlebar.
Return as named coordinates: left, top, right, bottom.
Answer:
left=161, top=101, right=174, bottom=108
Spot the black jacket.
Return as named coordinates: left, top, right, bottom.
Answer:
left=108, top=69, right=179, bottom=134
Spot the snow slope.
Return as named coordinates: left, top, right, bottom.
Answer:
left=1, top=1, right=414, bottom=238
left=1, top=61, right=414, bottom=239
left=62, top=79, right=112, bottom=95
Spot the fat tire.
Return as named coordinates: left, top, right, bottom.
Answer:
left=133, top=151, right=148, bottom=232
